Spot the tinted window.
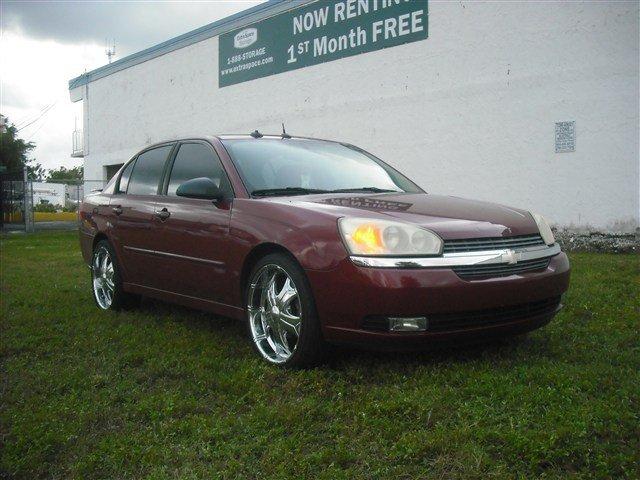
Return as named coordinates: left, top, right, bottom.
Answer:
left=127, top=146, right=172, bottom=195
left=221, top=139, right=421, bottom=194
left=167, top=143, right=232, bottom=197
left=117, top=161, right=135, bottom=194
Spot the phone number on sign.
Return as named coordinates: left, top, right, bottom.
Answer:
left=226, top=47, right=267, bottom=65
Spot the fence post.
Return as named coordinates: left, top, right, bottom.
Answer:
left=23, top=167, right=34, bottom=233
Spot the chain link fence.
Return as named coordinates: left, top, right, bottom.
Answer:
left=0, top=170, right=29, bottom=232
left=1, top=169, right=106, bottom=232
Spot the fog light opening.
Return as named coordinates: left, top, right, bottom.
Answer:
left=388, top=317, right=428, bottom=332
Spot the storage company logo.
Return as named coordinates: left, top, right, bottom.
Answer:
left=234, top=28, right=258, bottom=49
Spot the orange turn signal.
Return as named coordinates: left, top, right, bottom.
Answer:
left=351, top=223, right=384, bottom=254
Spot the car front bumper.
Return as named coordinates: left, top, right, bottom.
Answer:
left=305, top=249, right=570, bottom=348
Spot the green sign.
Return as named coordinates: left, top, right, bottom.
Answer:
left=219, top=0, right=428, bottom=87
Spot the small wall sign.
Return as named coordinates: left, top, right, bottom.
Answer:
left=555, top=121, right=575, bottom=153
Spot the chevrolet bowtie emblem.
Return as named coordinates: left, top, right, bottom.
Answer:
left=502, top=249, right=518, bottom=265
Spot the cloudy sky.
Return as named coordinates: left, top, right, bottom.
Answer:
left=1, top=0, right=263, bottom=172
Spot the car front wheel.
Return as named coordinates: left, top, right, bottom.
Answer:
left=91, top=239, right=135, bottom=311
left=246, top=253, right=326, bottom=368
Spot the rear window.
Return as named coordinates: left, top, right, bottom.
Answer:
left=127, top=145, right=172, bottom=195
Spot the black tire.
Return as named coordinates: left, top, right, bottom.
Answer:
left=245, top=253, right=327, bottom=368
left=91, top=239, right=137, bottom=311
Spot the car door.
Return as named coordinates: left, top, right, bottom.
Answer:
left=152, top=141, right=234, bottom=304
left=109, top=144, right=175, bottom=289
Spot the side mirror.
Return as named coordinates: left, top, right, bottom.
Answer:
left=176, top=177, right=224, bottom=201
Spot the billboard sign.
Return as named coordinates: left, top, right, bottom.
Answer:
left=219, top=0, right=429, bottom=87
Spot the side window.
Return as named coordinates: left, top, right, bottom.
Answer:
left=127, top=145, right=172, bottom=195
left=167, top=143, right=232, bottom=197
left=117, top=160, right=135, bottom=194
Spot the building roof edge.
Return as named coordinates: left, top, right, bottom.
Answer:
left=68, top=0, right=311, bottom=90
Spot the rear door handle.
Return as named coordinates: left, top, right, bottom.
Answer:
left=155, top=208, right=170, bottom=221
left=112, top=206, right=123, bottom=215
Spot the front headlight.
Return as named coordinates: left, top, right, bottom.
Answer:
left=338, top=217, right=443, bottom=256
left=531, top=212, right=555, bottom=245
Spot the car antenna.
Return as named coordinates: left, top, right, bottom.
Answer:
left=281, top=123, right=291, bottom=139
left=250, top=129, right=263, bottom=138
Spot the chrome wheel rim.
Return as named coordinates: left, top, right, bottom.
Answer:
left=247, top=264, right=302, bottom=364
left=92, top=247, right=115, bottom=310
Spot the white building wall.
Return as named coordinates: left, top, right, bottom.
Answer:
left=77, top=0, right=639, bottom=233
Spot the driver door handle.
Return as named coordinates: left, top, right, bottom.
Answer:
left=155, top=208, right=171, bottom=221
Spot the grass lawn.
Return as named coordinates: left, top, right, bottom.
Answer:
left=1, top=231, right=638, bottom=479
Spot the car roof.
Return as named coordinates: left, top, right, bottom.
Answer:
left=136, top=134, right=349, bottom=156
left=218, top=134, right=343, bottom=142
left=148, top=134, right=343, bottom=145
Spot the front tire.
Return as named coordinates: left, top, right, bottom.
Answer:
left=91, top=239, right=136, bottom=311
left=246, top=253, right=326, bottom=368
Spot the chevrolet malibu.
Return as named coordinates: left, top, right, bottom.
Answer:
left=80, top=134, right=570, bottom=367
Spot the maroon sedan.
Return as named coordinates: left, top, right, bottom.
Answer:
left=80, top=134, right=570, bottom=367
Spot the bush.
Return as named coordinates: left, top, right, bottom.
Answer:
left=33, top=203, right=62, bottom=213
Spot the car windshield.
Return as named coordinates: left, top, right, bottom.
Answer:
left=221, top=138, right=422, bottom=196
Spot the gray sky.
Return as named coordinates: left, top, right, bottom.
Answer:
left=1, top=0, right=263, bottom=172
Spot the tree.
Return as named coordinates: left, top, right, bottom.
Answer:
left=0, top=118, right=44, bottom=179
left=28, top=162, right=47, bottom=181
left=47, top=165, right=84, bottom=184
left=0, top=119, right=37, bottom=175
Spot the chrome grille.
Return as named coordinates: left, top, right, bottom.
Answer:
left=453, top=257, right=550, bottom=279
left=443, top=234, right=546, bottom=254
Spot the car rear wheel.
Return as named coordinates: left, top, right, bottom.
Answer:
left=246, top=253, right=326, bottom=368
left=91, top=239, right=136, bottom=311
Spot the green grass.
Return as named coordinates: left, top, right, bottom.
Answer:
left=1, top=231, right=638, bottom=479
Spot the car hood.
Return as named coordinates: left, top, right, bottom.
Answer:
left=270, top=193, right=540, bottom=240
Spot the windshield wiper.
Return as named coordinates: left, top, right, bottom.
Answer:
left=251, top=186, right=400, bottom=197
left=328, top=187, right=400, bottom=194
left=251, top=187, right=330, bottom=197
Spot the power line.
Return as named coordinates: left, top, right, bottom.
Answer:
left=25, top=115, right=50, bottom=142
left=16, top=103, right=57, bottom=133
left=17, top=103, right=56, bottom=131
left=15, top=103, right=54, bottom=129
